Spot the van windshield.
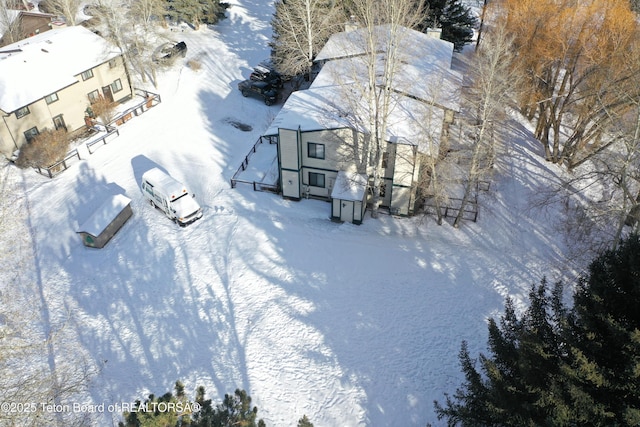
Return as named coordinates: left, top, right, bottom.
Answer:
left=172, top=192, right=189, bottom=201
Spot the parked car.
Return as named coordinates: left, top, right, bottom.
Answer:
left=153, top=41, right=187, bottom=63
left=250, top=64, right=282, bottom=88
left=238, top=80, right=278, bottom=106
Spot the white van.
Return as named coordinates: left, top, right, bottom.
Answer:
left=141, top=168, right=203, bottom=226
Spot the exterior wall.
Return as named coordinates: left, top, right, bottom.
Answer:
left=331, top=195, right=367, bottom=224
left=278, top=128, right=301, bottom=199
left=79, top=203, right=133, bottom=249
left=299, top=128, right=359, bottom=199
left=0, top=55, right=130, bottom=155
left=390, top=186, right=412, bottom=216
left=276, top=125, right=425, bottom=217
left=331, top=199, right=365, bottom=224
left=20, top=14, right=55, bottom=39
left=390, top=143, right=419, bottom=215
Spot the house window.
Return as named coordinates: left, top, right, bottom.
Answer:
left=309, top=172, right=325, bottom=188
left=16, top=106, right=30, bottom=119
left=24, top=127, right=39, bottom=142
left=81, top=69, right=94, bottom=81
left=111, top=79, right=123, bottom=93
left=108, top=58, right=118, bottom=68
left=45, top=92, right=59, bottom=104
left=308, top=142, right=325, bottom=159
left=87, top=90, right=100, bottom=103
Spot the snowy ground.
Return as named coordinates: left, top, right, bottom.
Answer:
left=3, top=1, right=581, bottom=426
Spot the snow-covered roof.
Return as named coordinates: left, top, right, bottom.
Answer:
left=315, top=24, right=455, bottom=68
left=265, top=78, right=446, bottom=154
left=311, top=54, right=462, bottom=113
left=77, top=194, right=131, bottom=237
left=331, top=171, right=368, bottom=201
left=0, top=25, right=122, bottom=113
left=265, top=25, right=459, bottom=153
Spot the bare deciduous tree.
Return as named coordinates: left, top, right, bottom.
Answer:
left=336, top=0, right=425, bottom=218
left=452, top=22, right=520, bottom=227
left=500, top=0, right=639, bottom=168
left=40, top=0, right=82, bottom=26
left=0, top=0, right=22, bottom=46
left=271, top=0, right=343, bottom=77
left=0, top=165, right=95, bottom=427
left=91, top=96, right=118, bottom=125
left=90, top=0, right=159, bottom=87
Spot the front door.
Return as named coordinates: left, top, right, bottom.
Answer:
left=102, top=85, right=114, bottom=103
left=342, top=201, right=354, bottom=223
left=53, top=114, right=66, bottom=131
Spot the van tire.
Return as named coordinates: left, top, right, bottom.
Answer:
left=150, top=200, right=156, bottom=209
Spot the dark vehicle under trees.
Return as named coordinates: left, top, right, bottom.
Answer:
left=237, top=80, right=278, bottom=105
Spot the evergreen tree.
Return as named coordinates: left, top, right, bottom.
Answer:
left=120, top=385, right=266, bottom=427
left=435, top=235, right=640, bottom=426
left=569, top=234, right=640, bottom=425
left=298, top=414, right=314, bottom=427
left=420, top=0, right=476, bottom=51
left=435, top=280, right=577, bottom=425
left=165, top=0, right=229, bottom=28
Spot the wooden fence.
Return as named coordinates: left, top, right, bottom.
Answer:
left=108, top=88, right=162, bottom=127
left=423, top=180, right=491, bottom=223
left=33, top=88, right=161, bottom=178
left=86, top=125, right=120, bottom=154
left=35, top=149, right=81, bottom=178
left=230, top=136, right=279, bottom=193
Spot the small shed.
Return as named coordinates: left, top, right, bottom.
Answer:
left=330, top=171, right=368, bottom=224
left=77, top=194, right=133, bottom=248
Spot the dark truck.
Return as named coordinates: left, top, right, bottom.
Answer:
left=237, top=80, right=278, bottom=106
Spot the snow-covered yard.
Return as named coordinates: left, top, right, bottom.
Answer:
left=3, top=1, right=579, bottom=425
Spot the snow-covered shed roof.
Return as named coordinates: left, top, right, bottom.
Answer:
left=77, top=194, right=131, bottom=237
left=331, top=171, right=368, bottom=202
left=0, top=25, right=122, bottom=113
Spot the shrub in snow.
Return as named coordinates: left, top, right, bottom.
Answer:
left=15, top=128, right=69, bottom=169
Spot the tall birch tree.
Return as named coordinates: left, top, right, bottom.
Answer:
left=338, top=0, right=425, bottom=218
left=453, top=22, right=519, bottom=228
left=0, top=1, right=21, bottom=45
left=271, top=0, right=342, bottom=78
left=40, top=0, right=82, bottom=26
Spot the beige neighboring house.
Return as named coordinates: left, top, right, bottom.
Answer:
left=264, top=25, right=462, bottom=223
left=0, top=25, right=132, bottom=157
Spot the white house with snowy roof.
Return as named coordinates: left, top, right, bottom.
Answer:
left=263, top=25, right=462, bottom=222
left=0, top=25, right=131, bottom=156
